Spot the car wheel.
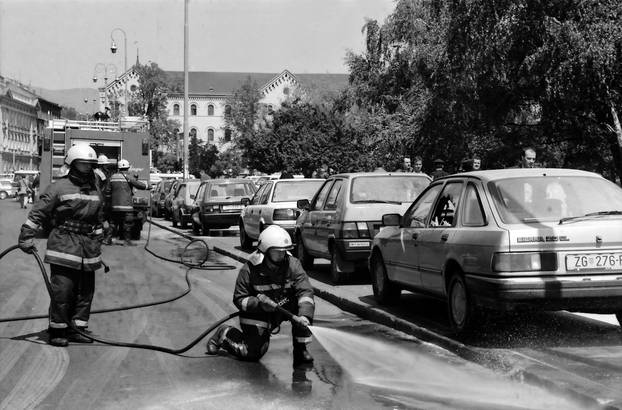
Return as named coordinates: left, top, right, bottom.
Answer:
left=330, top=251, right=348, bottom=285
left=370, top=253, right=400, bottom=304
left=447, top=273, right=480, bottom=335
left=201, top=222, right=210, bottom=236
left=0, top=191, right=6, bottom=200
left=179, top=211, right=188, bottom=229
left=239, top=221, right=253, bottom=250
left=297, top=235, right=314, bottom=270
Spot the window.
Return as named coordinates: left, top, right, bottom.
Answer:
left=252, top=184, right=268, bottom=205
left=462, top=184, right=486, bottom=226
left=267, top=104, right=274, bottom=114
left=224, top=128, right=231, bottom=142
left=225, top=105, right=231, bottom=115
left=430, top=182, right=464, bottom=227
left=207, top=104, right=214, bottom=116
left=312, top=180, right=334, bottom=210
left=190, top=104, right=197, bottom=116
left=190, top=128, right=197, bottom=138
left=283, top=87, right=290, bottom=95
left=130, top=84, right=138, bottom=92
left=207, top=128, right=214, bottom=142
left=195, top=183, right=206, bottom=204
left=259, top=183, right=273, bottom=204
left=173, top=104, right=180, bottom=116
left=324, top=180, right=343, bottom=210
left=404, top=184, right=442, bottom=228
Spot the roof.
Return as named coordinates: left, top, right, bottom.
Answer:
left=165, top=70, right=349, bottom=95
left=331, top=172, right=432, bottom=180
left=441, top=168, right=604, bottom=181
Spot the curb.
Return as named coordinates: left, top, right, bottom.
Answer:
left=210, top=244, right=616, bottom=409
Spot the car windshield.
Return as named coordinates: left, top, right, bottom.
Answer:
left=350, top=175, right=430, bottom=204
left=272, top=180, right=324, bottom=202
left=208, top=182, right=255, bottom=198
left=489, top=176, right=622, bottom=224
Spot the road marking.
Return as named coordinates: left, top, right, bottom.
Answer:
left=569, top=312, right=620, bottom=327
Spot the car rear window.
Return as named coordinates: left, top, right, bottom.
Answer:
left=208, top=182, right=255, bottom=197
left=272, top=180, right=324, bottom=202
left=350, top=175, right=430, bottom=204
left=489, top=176, right=622, bottom=223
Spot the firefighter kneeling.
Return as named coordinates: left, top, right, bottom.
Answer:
left=206, top=225, right=315, bottom=366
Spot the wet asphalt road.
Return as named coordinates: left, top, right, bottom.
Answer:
left=0, top=198, right=618, bottom=409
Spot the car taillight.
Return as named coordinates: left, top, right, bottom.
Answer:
left=492, top=252, right=557, bottom=272
left=342, top=221, right=371, bottom=239
left=273, top=208, right=297, bottom=221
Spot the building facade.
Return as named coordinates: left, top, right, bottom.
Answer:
left=0, top=76, right=61, bottom=173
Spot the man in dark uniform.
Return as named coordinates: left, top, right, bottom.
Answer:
left=430, top=158, right=449, bottom=180
left=18, top=144, right=104, bottom=346
left=109, top=159, right=149, bottom=246
left=206, top=225, right=315, bottom=366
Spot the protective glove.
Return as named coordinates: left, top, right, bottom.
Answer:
left=18, top=238, right=36, bottom=254
left=292, top=315, right=311, bottom=328
left=102, top=221, right=110, bottom=230
left=257, top=293, right=277, bottom=312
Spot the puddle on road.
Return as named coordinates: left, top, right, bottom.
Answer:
left=309, top=326, right=587, bottom=410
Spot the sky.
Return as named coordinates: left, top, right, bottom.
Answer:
left=0, top=0, right=395, bottom=90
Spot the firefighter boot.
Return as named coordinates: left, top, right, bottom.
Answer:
left=67, top=327, right=94, bottom=343
left=293, top=343, right=314, bottom=367
left=48, top=328, right=68, bottom=347
left=206, top=326, right=229, bottom=355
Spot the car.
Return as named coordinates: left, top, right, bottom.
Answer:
left=191, top=179, right=257, bottom=235
left=150, top=180, right=174, bottom=217
left=239, top=178, right=325, bottom=249
left=0, top=178, right=15, bottom=200
left=171, top=180, right=202, bottom=229
left=369, top=168, right=622, bottom=335
left=163, top=179, right=181, bottom=220
left=295, top=172, right=431, bottom=284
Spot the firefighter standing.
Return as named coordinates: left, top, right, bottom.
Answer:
left=94, top=155, right=114, bottom=245
left=18, top=144, right=104, bottom=347
left=109, top=159, right=149, bottom=246
left=206, top=225, right=315, bottom=366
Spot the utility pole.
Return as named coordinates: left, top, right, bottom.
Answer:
left=183, top=0, right=189, bottom=179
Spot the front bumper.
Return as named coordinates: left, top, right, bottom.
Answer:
left=467, top=273, right=622, bottom=312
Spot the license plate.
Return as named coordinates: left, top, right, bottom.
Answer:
left=566, top=253, right=622, bottom=271
left=222, top=204, right=243, bottom=211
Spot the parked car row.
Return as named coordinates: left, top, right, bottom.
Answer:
left=151, top=168, right=622, bottom=334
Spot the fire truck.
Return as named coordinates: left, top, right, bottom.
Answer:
left=40, top=118, right=151, bottom=239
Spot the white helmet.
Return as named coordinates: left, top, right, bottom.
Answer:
left=65, top=144, right=98, bottom=166
left=97, top=154, right=110, bottom=165
left=257, top=225, right=293, bottom=253
left=118, top=159, right=130, bottom=170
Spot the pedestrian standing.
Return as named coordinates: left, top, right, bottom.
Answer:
left=430, top=159, right=449, bottom=180
left=95, top=155, right=114, bottom=245
left=519, top=147, right=537, bottom=168
left=109, top=159, right=149, bottom=246
left=401, top=157, right=413, bottom=172
left=412, top=156, right=425, bottom=174
left=18, top=144, right=103, bottom=347
left=17, top=176, right=31, bottom=209
left=206, top=225, right=315, bottom=367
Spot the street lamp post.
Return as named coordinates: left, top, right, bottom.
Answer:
left=110, top=27, right=128, bottom=116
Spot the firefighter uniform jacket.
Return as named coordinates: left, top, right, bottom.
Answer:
left=19, top=173, right=104, bottom=271
left=233, top=252, right=315, bottom=331
left=110, top=172, right=148, bottom=212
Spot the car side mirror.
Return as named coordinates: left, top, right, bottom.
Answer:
left=382, top=213, right=401, bottom=227
left=297, top=199, right=310, bottom=210
left=241, top=197, right=251, bottom=206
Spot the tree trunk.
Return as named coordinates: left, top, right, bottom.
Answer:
left=610, top=101, right=622, bottom=185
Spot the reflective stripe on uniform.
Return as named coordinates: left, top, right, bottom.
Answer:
left=110, top=175, right=126, bottom=181
left=111, top=205, right=133, bottom=211
left=253, top=283, right=292, bottom=292
left=240, top=317, right=270, bottom=329
left=240, top=296, right=251, bottom=311
left=25, top=219, right=38, bottom=229
left=60, top=193, right=100, bottom=202
left=46, top=250, right=101, bottom=265
left=93, top=228, right=103, bottom=235
left=49, top=321, right=68, bottom=329
left=295, top=336, right=312, bottom=343
left=298, top=296, right=314, bottom=306
left=74, top=319, right=88, bottom=327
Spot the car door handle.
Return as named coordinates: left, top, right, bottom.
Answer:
left=411, top=233, right=418, bottom=240
left=441, top=234, right=449, bottom=242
